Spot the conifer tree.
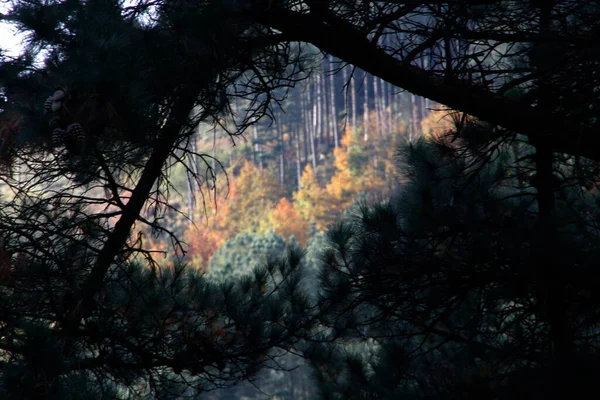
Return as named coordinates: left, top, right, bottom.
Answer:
left=307, top=120, right=600, bottom=399
left=0, top=1, right=315, bottom=397
left=206, top=231, right=287, bottom=282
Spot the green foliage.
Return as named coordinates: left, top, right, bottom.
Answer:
left=306, top=121, right=600, bottom=399
left=207, top=230, right=287, bottom=281
left=0, top=0, right=317, bottom=397
left=0, top=231, right=317, bottom=397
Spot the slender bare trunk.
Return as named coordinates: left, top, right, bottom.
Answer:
left=295, top=123, right=302, bottom=188
left=252, top=124, right=262, bottom=170
left=315, top=74, right=322, bottom=149
left=379, top=77, right=386, bottom=135
left=342, top=63, right=348, bottom=133
left=187, top=131, right=200, bottom=224
left=301, top=91, right=310, bottom=162
left=373, top=74, right=381, bottom=138
left=387, top=81, right=393, bottom=136
left=277, top=117, right=285, bottom=185
left=389, top=83, right=395, bottom=135
left=320, top=69, right=327, bottom=147
left=350, top=69, right=357, bottom=134
left=363, top=70, right=369, bottom=141
left=410, top=94, right=418, bottom=141
left=310, top=79, right=318, bottom=169
left=330, top=56, right=339, bottom=147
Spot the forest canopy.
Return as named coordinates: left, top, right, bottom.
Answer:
left=1, top=0, right=600, bottom=399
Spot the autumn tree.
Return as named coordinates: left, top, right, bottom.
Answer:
left=325, top=124, right=399, bottom=210
left=326, top=128, right=367, bottom=212
left=269, top=197, right=309, bottom=246
left=185, top=199, right=232, bottom=271
left=293, top=164, right=336, bottom=231
left=183, top=160, right=283, bottom=269
left=225, top=160, right=282, bottom=236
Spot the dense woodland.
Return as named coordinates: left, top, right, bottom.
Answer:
left=149, top=62, right=424, bottom=271
left=1, top=0, right=600, bottom=399
left=145, top=68, right=425, bottom=397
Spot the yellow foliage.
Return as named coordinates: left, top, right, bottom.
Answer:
left=420, top=108, right=463, bottom=139
left=224, top=160, right=282, bottom=236
left=326, top=129, right=369, bottom=209
left=326, top=160, right=362, bottom=211
left=293, top=165, right=337, bottom=231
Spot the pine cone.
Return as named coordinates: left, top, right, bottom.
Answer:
left=66, top=123, right=86, bottom=152
left=53, top=87, right=67, bottom=102
left=43, top=96, right=54, bottom=114
left=52, top=128, right=67, bottom=147
left=67, top=123, right=85, bottom=141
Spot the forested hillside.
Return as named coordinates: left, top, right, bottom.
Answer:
left=139, top=68, right=431, bottom=397
left=149, top=60, right=439, bottom=272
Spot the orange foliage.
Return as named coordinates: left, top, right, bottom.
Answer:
left=185, top=182, right=233, bottom=271
left=184, top=160, right=282, bottom=269
left=185, top=223, right=228, bottom=272
left=269, top=197, right=309, bottom=246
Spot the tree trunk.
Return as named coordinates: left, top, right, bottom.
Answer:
left=187, top=131, right=200, bottom=224
left=315, top=73, right=322, bottom=149
left=320, top=68, right=327, bottom=147
left=350, top=68, right=357, bottom=134
left=310, top=80, right=318, bottom=170
left=373, top=74, right=381, bottom=138
left=301, top=91, right=310, bottom=162
left=410, top=94, right=418, bottom=141
left=295, top=122, right=302, bottom=188
left=389, top=82, right=396, bottom=135
left=323, top=62, right=331, bottom=146
left=277, top=117, right=285, bottom=185
left=252, top=124, right=262, bottom=170
left=363, top=70, right=369, bottom=141
left=342, top=63, right=349, bottom=134
left=380, top=77, right=388, bottom=136
left=330, top=56, right=339, bottom=147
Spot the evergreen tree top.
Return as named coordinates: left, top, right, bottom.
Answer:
left=0, top=0, right=307, bottom=174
